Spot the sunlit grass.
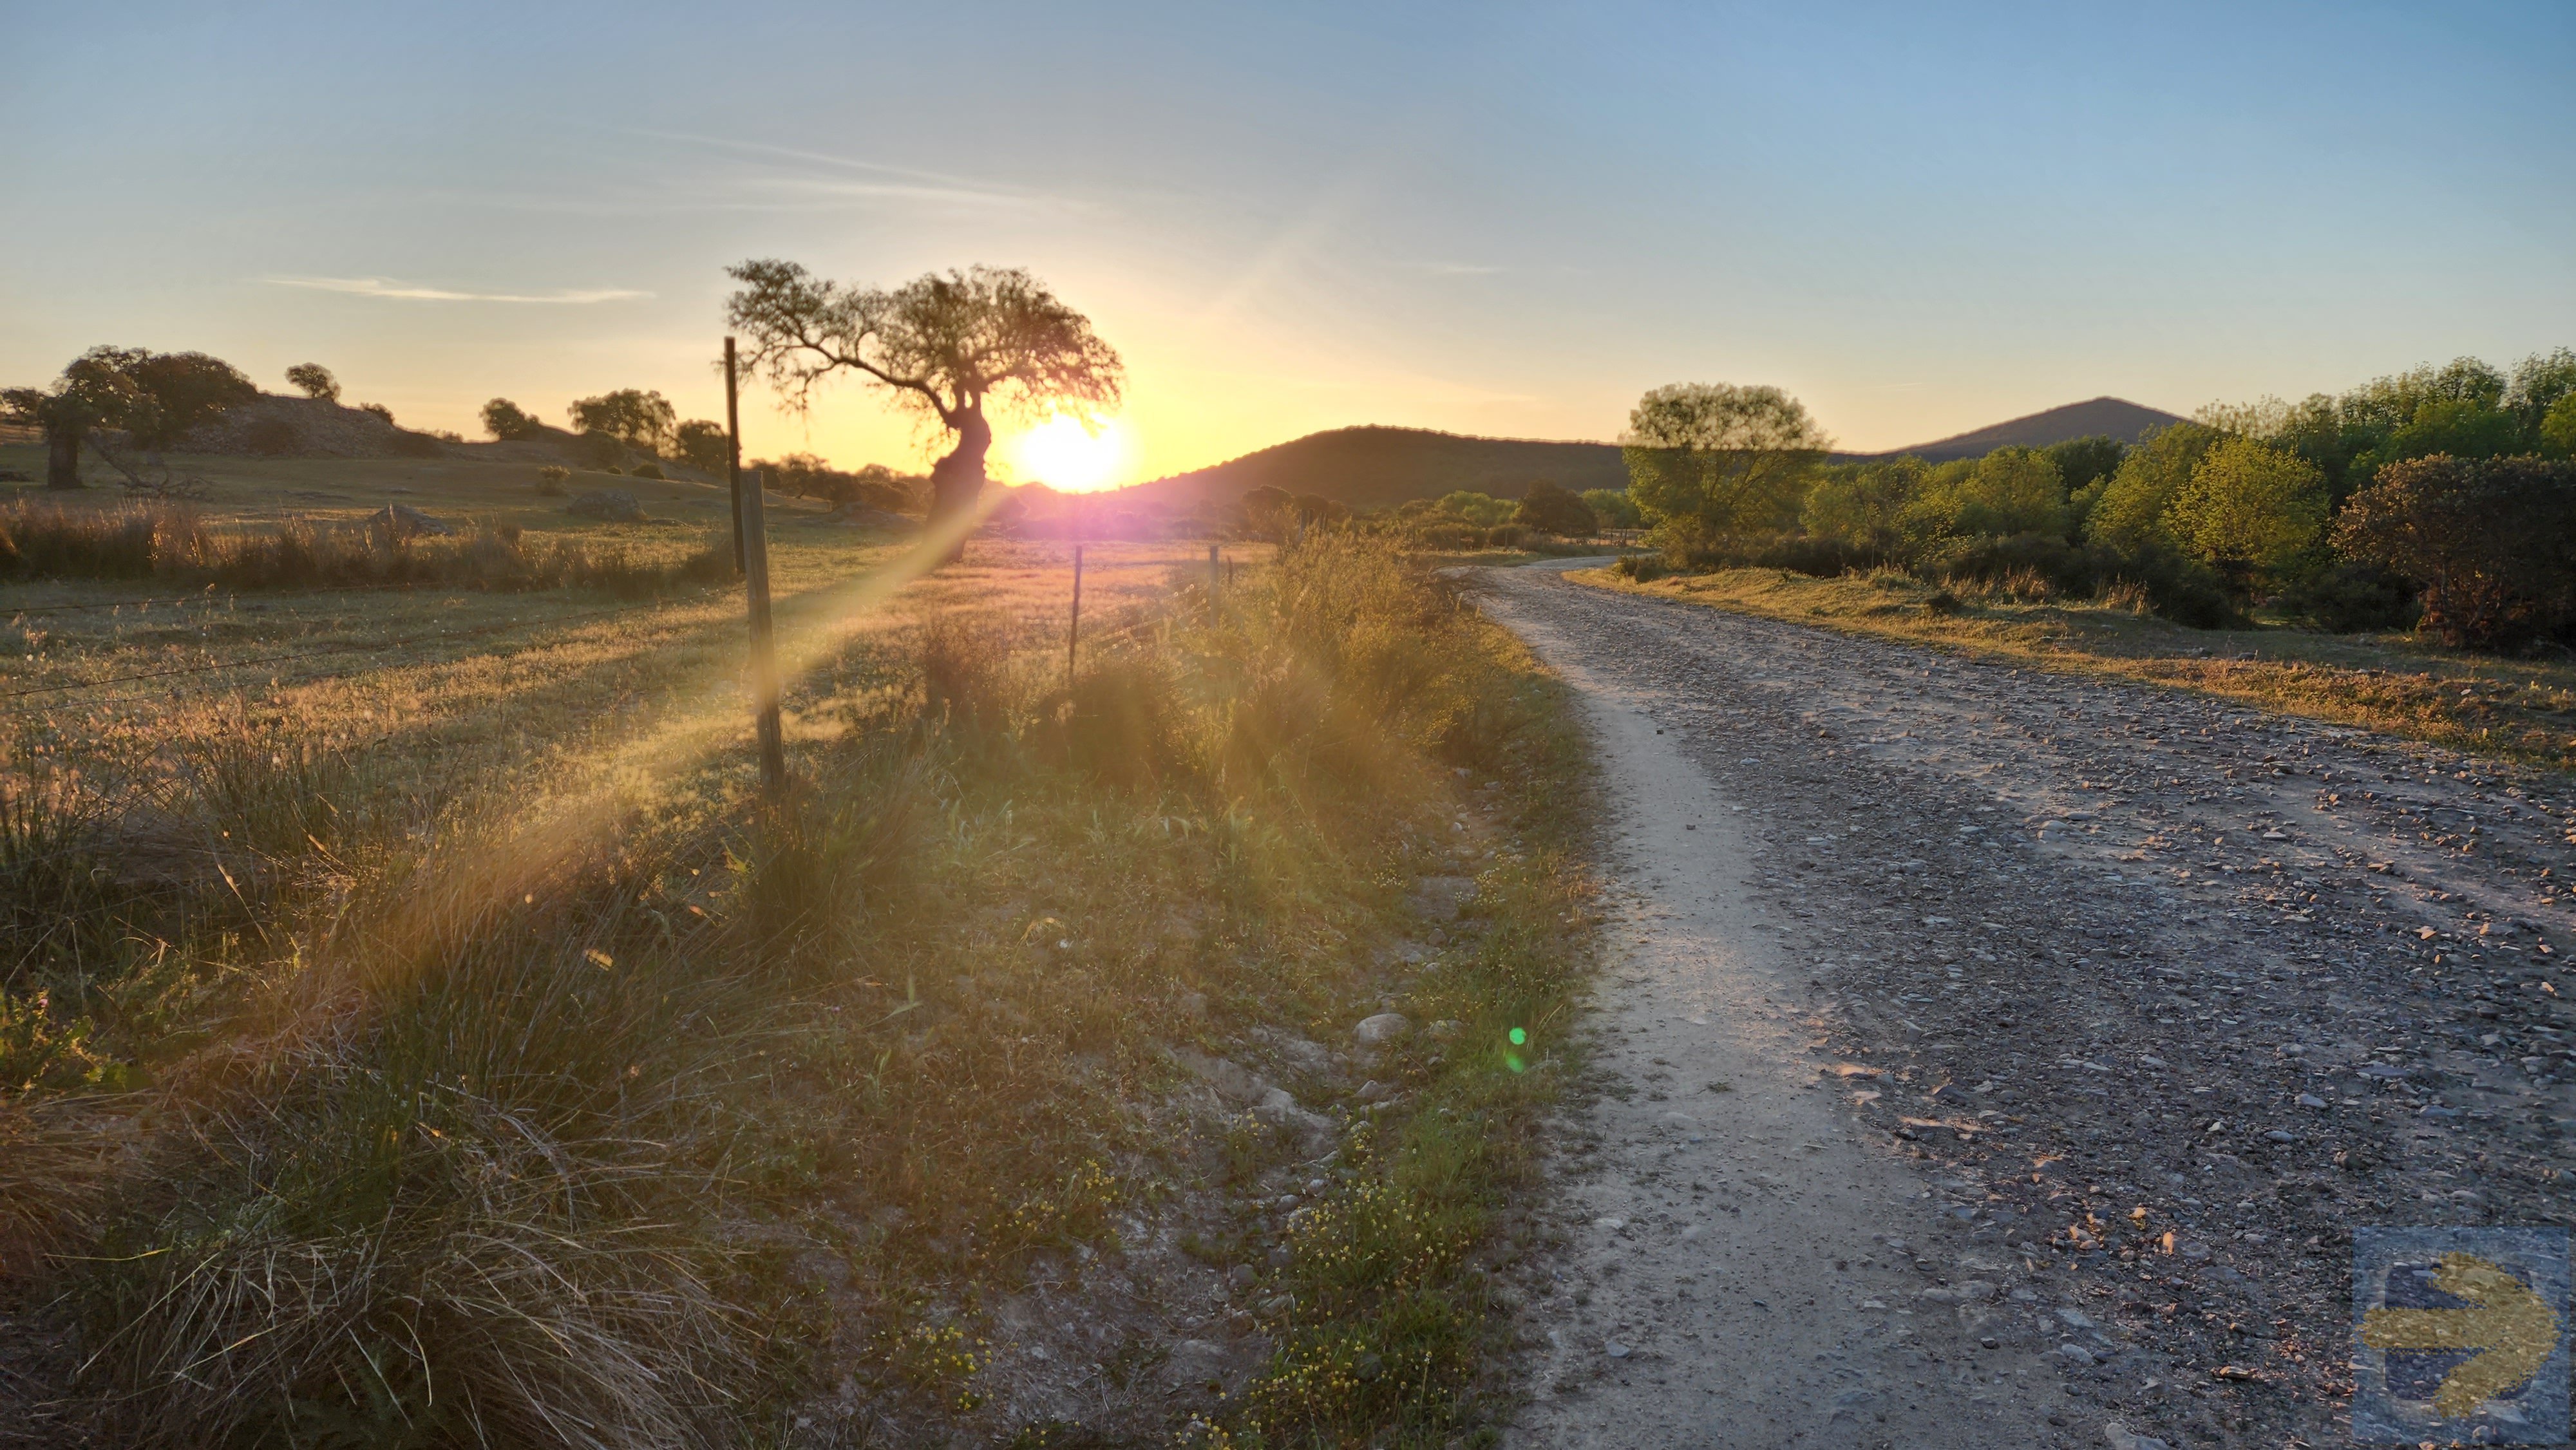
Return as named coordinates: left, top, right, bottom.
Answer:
left=1, top=523, right=1590, bottom=1445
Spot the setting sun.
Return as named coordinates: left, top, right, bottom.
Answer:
left=1009, top=413, right=1132, bottom=493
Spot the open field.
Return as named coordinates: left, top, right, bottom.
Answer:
left=1580, top=565, right=2576, bottom=776
left=0, top=473, right=1597, bottom=1447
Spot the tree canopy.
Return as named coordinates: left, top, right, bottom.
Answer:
left=1620, top=383, right=1830, bottom=543
left=567, top=390, right=676, bottom=453
left=2169, top=437, right=2327, bottom=590
left=480, top=397, right=544, bottom=440
left=672, top=419, right=728, bottom=475
left=4, top=346, right=255, bottom=486
left=1515, top=480, right=1596, bottom=536
left=724, top=260, right=1124, bottom=541
left=285, top=363, right=339, bottom=401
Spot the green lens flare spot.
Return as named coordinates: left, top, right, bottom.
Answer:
left=1505, top=1053, right=1526, bottom=1074
left=1508, top=1027, right=1528, bottom=1046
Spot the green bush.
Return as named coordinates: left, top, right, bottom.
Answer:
left=2169, top=437, right=2327, bottom=595
left=2336, top=453, right=2576, bottom=648
left=2274, top=561, right=2418, bottom=634
left=1580, top=487, right=1641, bottom=529
left=1513, top=480, right=1595, bottom=536
left=1902, top=446, right=2065, bottom=542
left=629, top=461, right=665, bottom=480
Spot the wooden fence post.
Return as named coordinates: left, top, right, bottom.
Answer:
left=1066, top=543, right=1083, bottom=689
left=723, top=336, right=746, bottom=576
left=741, top=467, right=785, bottom=794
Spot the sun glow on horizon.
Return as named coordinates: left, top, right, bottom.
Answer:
left=1007, top=413, right=1133, bottom=493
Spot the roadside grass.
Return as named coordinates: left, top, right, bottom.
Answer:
left=1, top=531, right=1592, bottom=1445
left=1578, top=564, right=2576, bottom=775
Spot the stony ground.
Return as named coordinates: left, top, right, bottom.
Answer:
left=1479, top=562, right=2574, bottom=1448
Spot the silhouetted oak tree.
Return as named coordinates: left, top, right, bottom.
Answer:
left=724, top=261, right=1123, bottom=553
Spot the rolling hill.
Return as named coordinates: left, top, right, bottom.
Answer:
left=1865, top=397, right=2188, bottom=462
left=1119, top=426, right=1630, bottom=512
left=1113, top=397, right=2190, bottom=512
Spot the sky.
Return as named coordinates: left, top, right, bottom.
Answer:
left=5, top=1, right=2571, bottom=489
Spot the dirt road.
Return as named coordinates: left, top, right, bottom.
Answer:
left=1479, top=561, right=2574, bottom=1449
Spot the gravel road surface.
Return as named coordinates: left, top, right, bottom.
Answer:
left=1479, top=561, right=2574, bottom=1449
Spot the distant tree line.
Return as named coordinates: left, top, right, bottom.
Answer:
left=1235, top=479, right=1618, bottom=549
left=1604, top=353, right=2576, bottom=650
left=3, top=346, right=936, bottom=513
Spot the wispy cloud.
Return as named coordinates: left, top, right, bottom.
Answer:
left=265, top=275, right=649, bottom=304
left=1410, top=261, right=1506, bottom=276
left=614, top=126, right=1088, bottom=214
left=743, top=176, right=1045, bottom=209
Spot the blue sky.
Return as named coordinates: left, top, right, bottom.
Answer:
left=4, top=1, right=2569, bottom=480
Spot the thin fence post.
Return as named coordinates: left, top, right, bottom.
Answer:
left=1207, top=541, right=1220, bottom=619
left=741, top=467, right=785, bottom=795
left=1066, top=543, right=1083, bottom=689
left=723, top=337, right=746, bottom=576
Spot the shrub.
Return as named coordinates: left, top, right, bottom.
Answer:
left=1580, top=487, right=1641, bottom=529
left=601, top=464, right=625, bottom=476
left=2336, top=453, right=2576, bottom=648
left=2274, top=561, right=2418, bottom=634
left=535, top=465, right=571, bottom=496
left=1513, top=480, right=1595, bottom=536
left=480, top=397, right=544, bottom=440
left=1406, top=521, right=1479, bottom=551
left=1903, top=447, right=2065, bottom=541
left=357, top=402, right=393, bottom=424
left=1803, top=457, right=1925, bottom=555
left=629, top=461, right=665, bottom=480
left=1913, top=531, right=2235, bottom=628
left=2085, top=422, right=2221, bottom=552
left=1435, top=491, right=1515, bottom=528
left=2168, top=437, right=2328, bottom=595
left=2543, top=394, right=2576, bottom=458
left=1609, top=554, right=1668, bottom=581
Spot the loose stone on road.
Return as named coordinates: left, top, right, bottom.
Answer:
left=1478, top=560, right=2573, bottom=1449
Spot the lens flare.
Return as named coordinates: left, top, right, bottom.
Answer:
left=1010, top=414, right=1130, bottom=494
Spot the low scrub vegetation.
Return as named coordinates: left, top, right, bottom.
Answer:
left=1606, top=350, right=2576, bottom=649
left=0, top=534, right=1591, bottom=1445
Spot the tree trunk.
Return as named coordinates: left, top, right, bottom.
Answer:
left=926, top=409, right=993, bottom=564
left=44, top=426, right=82, bottom=489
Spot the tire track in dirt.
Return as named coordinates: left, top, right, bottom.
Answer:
left=1479, top=562, right=2573, bottom=1449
